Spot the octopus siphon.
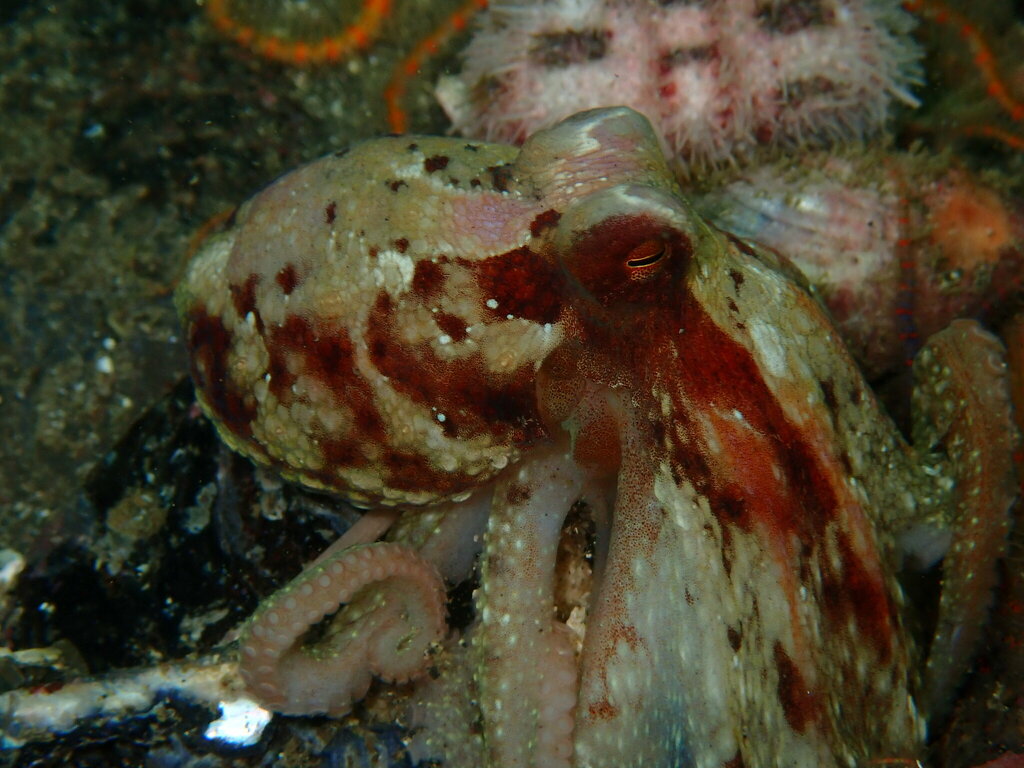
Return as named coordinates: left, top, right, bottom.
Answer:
left=175, top=107, right=1020, bottom=768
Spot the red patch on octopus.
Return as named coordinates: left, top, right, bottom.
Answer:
left=660, top=299, right=895, bottom=657
left=275, top=263, right=301, bottom=295
left=529, top=208, right=561, bottom=238
left=571, top=414, right=622, bottom=475
left=773, top=642, right=820, bottom=732
left=229, top=273, right=263, bottom=333
left=266, top=314, right=387, bottom=449
left=819, top=529, right=897, bottom=662
left=434, top=310, right=469, bottom=343
left=186, top=309, right=256, bottom=441
left=423, top=155, right=450, bottom=173
left=367, top=291, right=548, bottom=445
left=411, top=258, right=447, bottom=300
left=381, top=448, right=473, bottom=496
left=666, top=301, right=841, bottom=540
left=318, top=435, right=369, bottom=469
left=468, top=246, right=566, bottom=324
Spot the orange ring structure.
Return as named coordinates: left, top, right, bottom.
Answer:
left=206, top=0, right=393, bottom=65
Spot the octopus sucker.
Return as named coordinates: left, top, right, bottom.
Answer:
left=177, top=107, right=1020, bottom=767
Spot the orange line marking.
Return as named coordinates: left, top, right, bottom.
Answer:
left=962, top=123, right=1024, bottom=150
left=205, top=0, right=393, bottom=65
left=903, top=0, right=1024, bottom=150
left=384, top=0, right=488, bottom=133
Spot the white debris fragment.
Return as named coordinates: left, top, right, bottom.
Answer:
left=0, top=655, right=244, bottom=748
left=203, top=696, right=271, bottom=747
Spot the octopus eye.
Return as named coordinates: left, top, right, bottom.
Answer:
left=626, top=239, right=668, bottom=270
left=556, top=186, right=696, bottom=307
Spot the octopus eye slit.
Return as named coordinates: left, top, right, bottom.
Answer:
left=626, top=239, right=668, bottom=269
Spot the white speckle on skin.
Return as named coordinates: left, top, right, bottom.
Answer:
left=748, top=318, right=787, bottom=378
left=486, top=298, right=499, bottom=309
left=375, top=248, right=416, bottom=288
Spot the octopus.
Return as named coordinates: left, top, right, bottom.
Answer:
left=175, top=107, right=1020, bottom=767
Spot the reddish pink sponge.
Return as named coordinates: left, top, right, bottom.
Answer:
left=437, top=0, right=922, bottom=169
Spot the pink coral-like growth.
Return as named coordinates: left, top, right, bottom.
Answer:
left=437, top=0, right=922, bottom=167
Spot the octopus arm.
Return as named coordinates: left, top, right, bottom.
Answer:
left=238, top=540, right=446, bottom=716
left=910, top=320, right=1019, bottom=717
left=474, top=442, right=593, bottom=768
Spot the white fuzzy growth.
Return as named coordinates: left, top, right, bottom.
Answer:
left=439, top=0, right=922, bottom=167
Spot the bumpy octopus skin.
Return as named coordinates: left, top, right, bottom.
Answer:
left=176, top=108, right=1019, bottom=768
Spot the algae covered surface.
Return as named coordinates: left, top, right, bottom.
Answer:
left=0, top=3, right=461, bottom=760
left=0, top=0, right=459, bottom=558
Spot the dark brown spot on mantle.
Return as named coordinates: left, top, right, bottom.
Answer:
left=530, top=208, right=562, bottom=238
left=774, top=642, right=818, bottom=732
left=435, top=311, right=469, bottom=343
left=424, top=155, right=450, bottom=173
left=275, top=264, right=300, bottom=295
left=727, top=626, right=742, bottom=651
left=487, top=164, right=514, bottom=193
left=186, top=309, right=255, bottom=441
left=412, top=259, right=445, bottom=299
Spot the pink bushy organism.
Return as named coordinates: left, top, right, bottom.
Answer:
left=437, top=0, right=923, bottom=168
